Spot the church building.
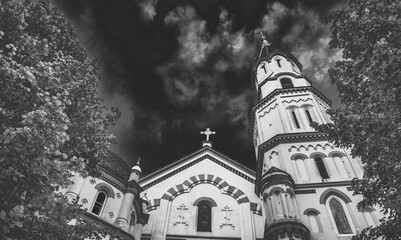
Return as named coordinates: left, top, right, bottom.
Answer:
left=64, top=37, right=381, bottom=240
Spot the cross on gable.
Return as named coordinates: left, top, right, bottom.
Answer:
left=200, top=128, right=216, bottom=141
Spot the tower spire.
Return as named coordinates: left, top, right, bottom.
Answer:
left=258, top=32, right=271, bottom=58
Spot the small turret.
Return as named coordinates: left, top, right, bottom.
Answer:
left=252, top=33, right=311, bottom=99
left=261, top=167, right=309, bottom=240
left=129, top=157, right=142, bottom=182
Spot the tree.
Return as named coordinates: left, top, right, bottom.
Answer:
left=0, top=0, right=119, bottom=239
left=315, top=0, right=401, bottom=239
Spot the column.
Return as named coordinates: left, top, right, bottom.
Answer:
left=342, top=156, right=357, bottom=178
left=324, top=157, right=340, bottom=179
left=285, top=193, right=294, bottom=218
left=151, top=199, right=171, bottom=240
left=291, top=160, right=301, bottom=182
left=280, top=193, right=289, bottom=218
left=116, top=192, right=135, bottom=231
left=333, top=156, right=348, bottom=178
left=133, top=201, right=149, bottom=240
left=275, top=195, right=284, bottom=219
left=65, top=174, right=85, bottom=200
left=292, top=196, right=301, bottom=220
left=239, top=203, right=255, bottom=240
left=296, top=159, right=309, bottom=180
left=269, top=197, right=277, bottom=221
left=305, top=158, right=320, bottom=180
left=264, top=196, right=274, bottom=223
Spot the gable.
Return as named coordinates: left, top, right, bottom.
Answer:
left=140, top=147, right=255, bottom=190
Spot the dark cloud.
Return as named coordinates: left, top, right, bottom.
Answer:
left=54, top=0, right=344, bottom=173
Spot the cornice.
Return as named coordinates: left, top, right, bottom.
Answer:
left=100, top=166, right=127, bottom=193
left=264, top=220, right=310, bottom=240
left=257, top=72, right=312, bottom=89
left=254, top=132, right=328, bottom=194
left=142, top=154, right=255, bottom=189
left=294, top=180, right=354, bottom=189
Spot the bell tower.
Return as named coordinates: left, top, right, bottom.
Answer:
left=252, top=33, right=336, bottom=240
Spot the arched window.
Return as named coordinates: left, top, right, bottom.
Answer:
left=291, top=111, right=300, bottom=128
left=91, top=191, right=107, bottom=215
left=287, top=107, right=304, bottom=130
left=329, top=198, right=353, bottom=234
left=303, top=209, right=322, bottom=233
left=302, top=105, right=317, bottom=124
left=314, top=156, right=329, bottom=179
left=280, top=78, right=294, bottom=89
left=197, top=201, right=212, bottom=232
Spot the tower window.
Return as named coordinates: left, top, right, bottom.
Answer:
left=276, top=59, right=282, bottom=68
left=329, top=198, right=353, bottom=234
left=305, top=109, right=313, bottom=123
left=280, top=78, right=294, bottom=89
left=91, top=191, right=107, bottom=215
left=197, top=201, right=212, bottom=232
left=315, top=157, right=329, bottom=179
left=291, top=111, right=301, bottom=129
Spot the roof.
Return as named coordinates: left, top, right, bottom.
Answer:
left=253, top=50, right=303, bottom=72
left=139, top=146, right=256, bottom=188
left=99, top=151, right=131, bottom=181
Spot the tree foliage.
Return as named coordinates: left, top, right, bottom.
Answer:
left=316, top=0, right=401, bottom=239
left=0, top=0, right=119, bottom=239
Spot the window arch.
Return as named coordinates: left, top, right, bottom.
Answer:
left=314, top=156, right=329, bottom=179
left=328, top=197, right=353, bottom=234
left=196, top=200, right=212, bottom=232
left=303, top=208, right=322, bottom=233
left=280, top=78, right=294, bottom=89
left=91, top=191, right=107, bottom=215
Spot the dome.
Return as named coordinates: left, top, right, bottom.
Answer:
left=131, top=165, right=142, bottom=173
left=99, top=151, right=131, bottom=181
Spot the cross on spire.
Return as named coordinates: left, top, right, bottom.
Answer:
left=200, top=128, right=216, bottom=142
left=258, top=31, right=272, bottom=57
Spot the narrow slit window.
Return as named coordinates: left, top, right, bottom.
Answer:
left=276, top=59, right=282, bottom=67
left=291, top=111, right=301, bottom=129
left=315, top=157, right=329, bottom=179
left=91, top=191, right=107, bottom=215
left=305, top=109, right=313, bottom=123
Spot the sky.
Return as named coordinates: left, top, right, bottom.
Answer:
left=54, top=0, right=344, bottom=174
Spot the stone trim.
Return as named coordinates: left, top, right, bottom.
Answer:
left=160, top=174, right=250, bottom=204
left=94, top=182, right=115, bottom=199
left=303, top=208, right=321, bottom=215
left=142, top=154, right=255, bottom=189
left=319, top=188, right=352, bottom=204
left=250, top=202, right=263, bottom=216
